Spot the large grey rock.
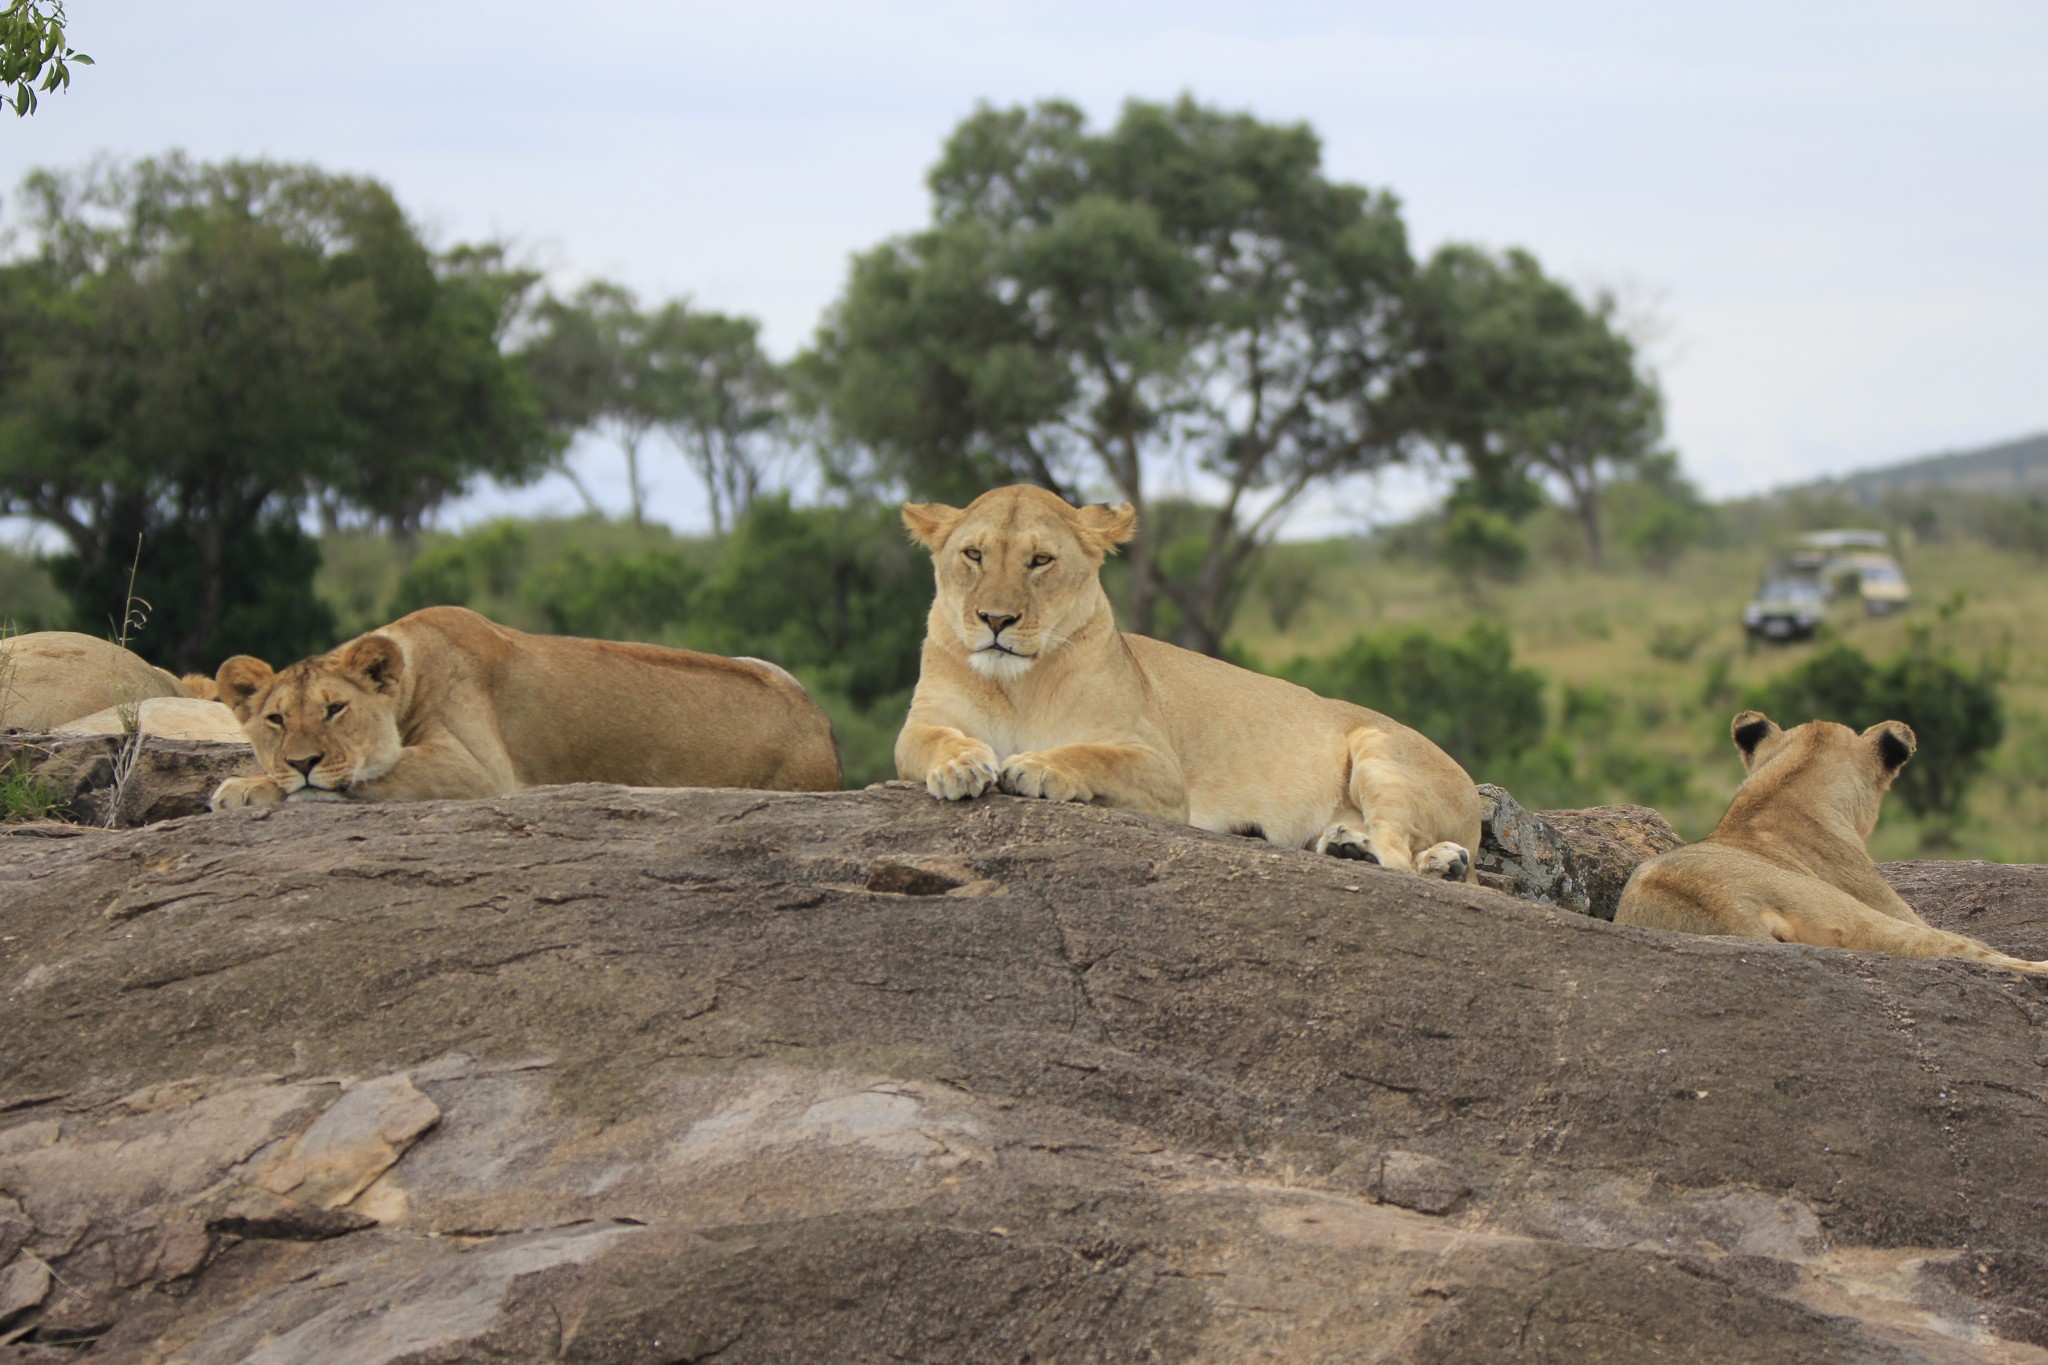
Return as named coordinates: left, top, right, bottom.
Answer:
left=1, top=783, right=2045, bottom=1360
left=0, top=632, right=183, bottom=732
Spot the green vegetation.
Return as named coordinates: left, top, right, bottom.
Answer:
left=1, top=0, right=89, bottom=118
left=805, top=97, right=1661, bottom=654
left=0, top=754, right=60, bottom=821
left=1, top=112, right=2040, bottom=862
left=0, top=155, right=553, bottom=671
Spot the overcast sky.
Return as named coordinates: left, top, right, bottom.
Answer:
left=5, top=1, right=2044, bottom=534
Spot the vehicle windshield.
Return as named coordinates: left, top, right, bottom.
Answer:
left=1858, top=563, right=1904, bottom=585
left=1757, top=578, right=1827, bottom=603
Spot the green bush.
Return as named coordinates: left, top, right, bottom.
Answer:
left=684, top=495, right=929, bottom=709
left=525, top=547, right=701, bottom=639
left=1753, top=631, right=2004, bottom=823
left=49, top=514, right=336, bottom=673
left=1440, top=505, right=1529, bottom=585
left=1282, top=621, right=1547, bottom=780
left=386, top=521, right=533, bottom=620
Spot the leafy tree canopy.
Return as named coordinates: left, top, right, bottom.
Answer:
left=1412, top=244, right=1665, bottom=569
left=807, top=96, right=1425, bottom=653
left=0, top=154, right=553, bottom=670
left=523, top=284, right=791, bottom=533
left=1, top=0, right=89, bottom=118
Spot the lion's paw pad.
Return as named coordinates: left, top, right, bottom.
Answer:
left=1315, top=825, right=1381, bottom=865
left=1419, top=842, right=1473, bottom=882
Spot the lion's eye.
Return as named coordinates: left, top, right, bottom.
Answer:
left=1029, top=553, right=1054, bottom=569
left=325, top=702, right=347, bottom=720
left=962, top=547, right=982, bottom=563
left=264, top=714, right=284, bottom=728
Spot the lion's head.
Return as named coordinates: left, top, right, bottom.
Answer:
left=215, top=634, right=407, bottom=797
left=1728, top=709, right=1916, bottom=836
left=902, top=486, right=1137, bottom=681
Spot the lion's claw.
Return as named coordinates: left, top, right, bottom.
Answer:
left=997, top=753, right=1091, bottom=803
left=210, top=776, right=287, bottom=812
left=927, top=747, right=999, bottom=801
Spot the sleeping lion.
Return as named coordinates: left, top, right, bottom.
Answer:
left=894, top=485, right=1482, bottom=879
left=1617, top=710, right=2048, bottom=973
left=209, top=605, right=841, bottom=808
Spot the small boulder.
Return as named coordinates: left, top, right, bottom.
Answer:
left=55, top=696, right=250, bottom=747
left=1543, top=804, right=1686, bottom=921
left=1476, top=784, right=1590, bottom=915
left=0, top=632, right=184, bottom=733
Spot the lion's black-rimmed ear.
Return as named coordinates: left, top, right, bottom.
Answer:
left=1865, top=720, right=1916, bottom=773
left=215, top=656, right=275, bottom=723
left=1073, top=502, right=1138, bottom=555
left=1731, top=710, right=1779, bottom=763
left=337, top=634, right=404, bottom=695
left=901, top=501, right=966, bottom=552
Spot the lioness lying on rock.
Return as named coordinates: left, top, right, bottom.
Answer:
left=1617, top=710, right=2047, bottom=973
left=894, top=485, right=1482, bottom=879
left=209, top=606, right=840, bottom=808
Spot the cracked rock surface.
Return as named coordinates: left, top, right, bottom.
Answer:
left=2, top=782, right=2046, bottom=1361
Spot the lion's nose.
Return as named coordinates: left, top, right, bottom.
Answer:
left=286, top=755, right=322, bottom=778
left=977, top=610, right=1020, bottom=637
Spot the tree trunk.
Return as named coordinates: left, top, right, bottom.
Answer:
left=1126, top=520, right=1157, bottom=637
left=1572, top=479, right=1604, bottom=571
left=623, top=435, right=647, bottom=527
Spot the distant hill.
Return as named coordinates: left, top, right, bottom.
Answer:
left=1793, top=432, right=2048, bottom=503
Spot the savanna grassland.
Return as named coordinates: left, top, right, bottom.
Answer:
left=1237, top=527, right=2048, bottom=861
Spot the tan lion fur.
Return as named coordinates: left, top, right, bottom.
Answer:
left=1617, top=710, right=2047, bottom=973
left=894, top=486, right=1482, bottom=879
left=209, top=605, right=840, bottom=809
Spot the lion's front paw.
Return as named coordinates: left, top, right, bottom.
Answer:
left=998, top=752, right=1092, bottom=803
left=1418, top=840, right=1474, bottom=882
left=926, top=745, right=1000, bottom=801
left=211, top=775, right=286, bottom=811
left=1315, top=822, right=1382, bottom=865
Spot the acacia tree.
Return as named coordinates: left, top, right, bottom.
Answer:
left=0, top=155, right=553, bottom=670
left=1410, top=245, right=1665, bottom=570
left=525, top=289, right=793, bottom=535
left=647, top=303, right=787, bottom=537
left=807, top=97, right=1429, bottom=653
left=522, top=281, right=667, bottom=525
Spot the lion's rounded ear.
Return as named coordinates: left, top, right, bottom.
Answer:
left=338, top=635, right=404, bottom=694
left=215, top=657, right=275, bottom=722
left=1731, top=710, right=1779, bottom=761
left=1074, top=502, right=1138, bottom=554
left=901, top=501, right=965, bottom=552
left=1866, top=720, right=1916, bottom=772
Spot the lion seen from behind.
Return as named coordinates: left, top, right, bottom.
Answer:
left=1616, top=710, right=2047, bottom=973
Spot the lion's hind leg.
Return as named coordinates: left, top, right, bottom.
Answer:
left=1416, top=841, right=1475, bottom=882
left=1333, top=728, right=1477, bottom=882
left=1314, top=819, right=1382, bottom=866
left=1769, top=892, right=2048, bottom=974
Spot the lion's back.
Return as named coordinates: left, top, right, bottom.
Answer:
left=384, top=608, right=841, bottom=793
